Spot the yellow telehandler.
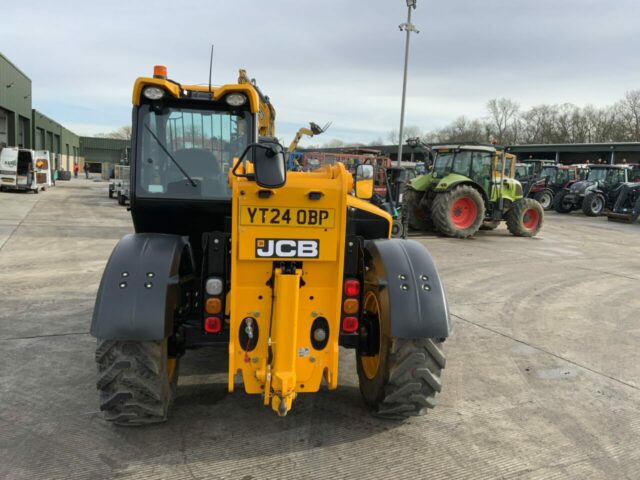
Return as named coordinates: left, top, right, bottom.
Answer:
left=90, top=65, right=450, bottom=423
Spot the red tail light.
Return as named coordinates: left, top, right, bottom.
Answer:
left=204, top=316, right=222, bottom=334
left=341, top=316, right=359, bottom=333
left=343, top=279, right=360, bottom=297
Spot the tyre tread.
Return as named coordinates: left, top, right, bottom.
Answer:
left=506, top=198, right=544, bottom=237
left=403, top=188, right=433, bottom=232
left=96, top=339, right=174, bottom=426
left=553, top=190, right=573, bottom=213
left=374, top=338, right=445, bottom=419
left=582, top=192, right=604, bottom=216
left=431, top=186, right=484, bottom=238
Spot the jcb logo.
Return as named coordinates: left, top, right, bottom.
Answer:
left=255, top=239, right=319, bottom=258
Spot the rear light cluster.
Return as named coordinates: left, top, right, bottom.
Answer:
left=204, top=277, right=224, bottom=334
left=341, top=278, right=361, bottom=333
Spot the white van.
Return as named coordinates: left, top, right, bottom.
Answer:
left=0, top=147, right=48, bottom=193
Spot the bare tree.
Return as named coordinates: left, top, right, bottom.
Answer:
left=323, top=139, right=347, bottom=148
left=429, top=116, right=486, bottom=143
left=97, top=126, right=132, bottom=140
left=387, top=129, right=399, bottom=144
left=350, top=91, right=639, bottom=147
left=520, top=105, right=559, bottom=144
left=487, top=98, right=520, bottom=144
left=486, top=98, right=520, bottom=144
left=617, top=90, right=640, bottom=141
left=387, top=125, right=423, bottom=144
left=555, top=103, right=580, bottom=143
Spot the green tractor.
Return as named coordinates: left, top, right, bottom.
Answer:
left=403, top=144, right=544, bottom=238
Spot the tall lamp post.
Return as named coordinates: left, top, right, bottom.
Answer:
left=396, top=0, right=419, bottom=167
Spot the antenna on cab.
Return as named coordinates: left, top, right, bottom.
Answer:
left=208, top=44, right=214, bottom=96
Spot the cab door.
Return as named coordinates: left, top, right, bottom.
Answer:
left=470, top=152, right=493, bottom=196
left=33, top=150, right=52, bottom=187
left=0, top=148, right=18, bottom=186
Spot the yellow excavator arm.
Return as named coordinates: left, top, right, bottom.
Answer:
left=288, top=122, right=331, bottom=152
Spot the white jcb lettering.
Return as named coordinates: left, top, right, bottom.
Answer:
left=255, top=239, right=320, bottom=258
left=297, top=240, right=318, bottom=257
left=256, top=240, right=274, bottom=257
left=275, top=240, right=297, bottom=257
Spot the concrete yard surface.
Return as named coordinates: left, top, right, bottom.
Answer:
left=1, top=180, right=639, bottom=480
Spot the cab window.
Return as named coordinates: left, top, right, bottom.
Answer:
left=452, top=151, right=472, bottom=176
left=136, top=104, right=250, bottom=200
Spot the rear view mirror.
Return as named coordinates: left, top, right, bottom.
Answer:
left=355, top=164, right=374, bottom=199
left=232, top=139, right=286, bottom=189
left=253, top=141, right=286, bottom=189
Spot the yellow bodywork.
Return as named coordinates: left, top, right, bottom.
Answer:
left=238, top=69, right=276, bottom=137
left=132, top=66, right=391, bottom=416
left=132, top=68, right=275, bottom=136
left=228, top=162, right=390, bottom=415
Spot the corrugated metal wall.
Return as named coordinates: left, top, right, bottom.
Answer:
left=80, top=137, right=130, bottom=163
left=0, top=52, right=33, bottom=147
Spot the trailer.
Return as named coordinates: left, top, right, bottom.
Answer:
left=108, top=164, right=130, bottom=205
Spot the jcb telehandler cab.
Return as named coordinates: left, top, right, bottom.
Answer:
left=90, top=66, right=450, bottom=424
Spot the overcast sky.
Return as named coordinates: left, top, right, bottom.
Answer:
left=2, top=0, right=639, bottom=146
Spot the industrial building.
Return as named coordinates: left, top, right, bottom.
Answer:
left=0, top=53, right=32, bottom=149
left=80, top=137, right=130, bottom=175
left=505, top=143, right=640, bottom=164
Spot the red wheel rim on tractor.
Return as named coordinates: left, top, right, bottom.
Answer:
left=450, top=197, right=478, bottom=229
left=522, top=208, right=540, bottom=230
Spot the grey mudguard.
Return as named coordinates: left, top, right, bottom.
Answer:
left=91, top=233, right=193, bottom=340
left=365, top=239, right=450, bottom=339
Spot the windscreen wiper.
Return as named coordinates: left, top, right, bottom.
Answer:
left=144, top=123, right=197, bottom=187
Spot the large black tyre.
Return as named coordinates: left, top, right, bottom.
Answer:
left=506, top=198, right=544, bottom=237
left=402, top=188, right=433, bottom=232
left=391, top=219, right=404, bottom=238
left=553, top=190, right=574, bottom=213
left=117, top=193, right=126, bottom=206
left=582, top=192, right=605, bottom=216
left=356, top=286, right=445, bottom=419
left=108, top=187, right=114, bottom=199
left=357, top=338, right=445, bottom=419
left=534, top=190, right=554, bottom=210
left=96, top=339, right=178, bottom=425
left=431, top=185, right=485, bottom=238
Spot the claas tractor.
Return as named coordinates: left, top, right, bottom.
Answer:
left=90, top=65, right=450, bottom=424
left=403, top=145, right=544, bottom=238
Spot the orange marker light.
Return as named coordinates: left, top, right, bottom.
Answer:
left=343, top=298, right=359, bottom=314
left=153, top=65, right=167, bottom=79
left=205, top=298, right=222, bottom=314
